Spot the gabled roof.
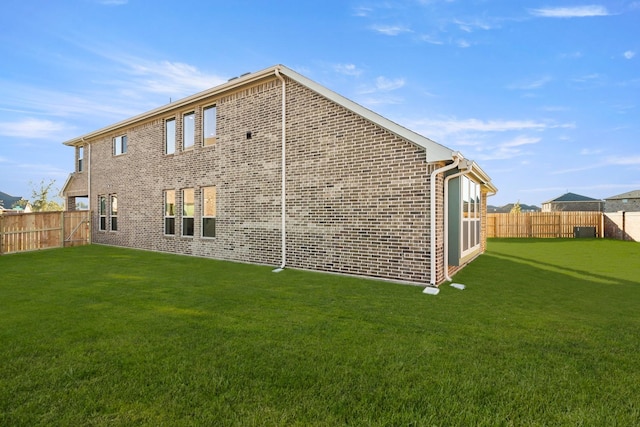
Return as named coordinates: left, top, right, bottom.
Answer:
left=62, top=64, right=495, bottom=191
left=604, top=189, right=640, bottom=200
left=544, top=192, right=600, bottom=203
left=0, top=191, right=23, bottom=209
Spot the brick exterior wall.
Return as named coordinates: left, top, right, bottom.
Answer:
left=65, top=74, right=489, bottom=284
left=605, top=199, right=640, bottom=212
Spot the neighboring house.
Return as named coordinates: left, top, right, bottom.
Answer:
left=61, top=65, right=497, bottom=285
left=0, top=191, right=30, bottom=213
left=541, top=192, right=603, bottom=212
left=604, top=190, right=640, bottom=212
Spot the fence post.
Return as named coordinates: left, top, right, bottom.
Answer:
left=0, top=215, right=3, bottom=255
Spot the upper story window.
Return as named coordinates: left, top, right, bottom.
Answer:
left=203, top=105, right=217, bottom=146
left=113, top=135, right=127, bottom=156
left=183, top=112, right=195, bottom=150
left=78, top=146, right=84, bottom=172
left=165, top=118, right=176, bottom=155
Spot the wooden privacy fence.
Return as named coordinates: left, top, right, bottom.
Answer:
left=0, top=211, right=91, bottom=255
left=487, top=212, right=603, bottom=238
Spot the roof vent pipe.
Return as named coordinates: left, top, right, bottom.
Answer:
left=273, top=67, right=287, bottom=273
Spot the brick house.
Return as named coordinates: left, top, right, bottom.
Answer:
left=62, top=65, right=496, bottom=285
left=541, top=192, right=603, bottom=212
left=604, top=190, right=640, bottom=212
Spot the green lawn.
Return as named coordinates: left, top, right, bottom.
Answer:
left=1, top=240, right=639, bottom=426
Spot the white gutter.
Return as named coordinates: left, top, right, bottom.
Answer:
left=273, top=67, right=286, bottom=272
left=428, top=152, right=461, bottom=285
left=443, top=160, right=473, bottom=282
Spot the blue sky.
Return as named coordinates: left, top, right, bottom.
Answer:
left=1, top=0, right=638, bottom=207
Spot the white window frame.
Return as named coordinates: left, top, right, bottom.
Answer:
left=203, top=105, right=217, bottom=146
left=183, top=112, right=195, bottom=150
left=202, top=186, right=216, bottom=238
left=110, top=194, right=118, bottom=232
left=165, top=118, right=176, bottom=155
left=460, top=176, right=481, bottom=257
left=164, top=190, right=176, bottom=235
left=113, top=135, right=127, bottom=156
left=98, top=195, right=107, bottom=231
left=78, top=146, right=84, bottom=172
left=182, top=188, right=194, bottom=237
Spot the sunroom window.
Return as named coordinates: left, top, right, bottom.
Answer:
left=461, top=176, right=480, bottom=256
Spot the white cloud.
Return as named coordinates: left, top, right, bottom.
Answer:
left=375, top=76, right=405, bottom=91
left=529, top=5, right=610, bottom=18
left=416, top=118, right=550, bottom=135
left=580, top=148, right=603, bottom=155
left=0, top=118, right=72, bottom=139
left=453, top=18, right=495, bottom=32
left=508, top=76, right=552, bottom=90
left=370, top=25, right=412, bottom=36
left=571, top=73, right=601, bottom=83
left=503, top=136, right=541, bottom=147
left=420, top=35, right=444, bottom=45
left=333, top=63, right=363, bottom=77
left=457, top=39, right=471, bottom=48
left=124, top=59, right=226, bottom=96
left=606, top=155, right=640, bottom=165
left=353, top=6, right=372, bottom=17
left=623, top=50, right=636, bottom=59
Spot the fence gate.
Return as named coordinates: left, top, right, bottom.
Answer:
left=63, top=211, right=91, bottom=247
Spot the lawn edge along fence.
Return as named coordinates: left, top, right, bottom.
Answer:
left=0, top=211, right=90, bottom=254
left=487, top=211, right=604, bottom=239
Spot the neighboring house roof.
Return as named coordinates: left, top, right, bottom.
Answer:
left=604, top=190, right=640, bottom=200
left=543, top=192, right=601, bottom=203
left=62, top=64, right=496, bottom=193
left=0, top=191, right=23, bottom=209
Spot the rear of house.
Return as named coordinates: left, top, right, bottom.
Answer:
left=62, top=65, right=496, bottom=285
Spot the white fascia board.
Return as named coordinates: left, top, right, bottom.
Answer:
left=277, top=66, right=455, bottom=163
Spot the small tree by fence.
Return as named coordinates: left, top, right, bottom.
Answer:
left=487, top=212, right=604, bottom=238
left=0, top=211, right=90, bottom=255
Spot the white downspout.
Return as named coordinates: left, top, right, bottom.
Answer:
left=86, top=139, right=91, bottom=212
left=443, top=161, right=473, bottom=282
left=428, top=152, right=461, bottom=286
left=273, top=68, right=287, bottom=272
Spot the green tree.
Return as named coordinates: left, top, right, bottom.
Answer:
left=30, top=179, right=64, bottom=212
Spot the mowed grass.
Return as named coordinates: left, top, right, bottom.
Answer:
left=1, top=239, right=639, bottom=426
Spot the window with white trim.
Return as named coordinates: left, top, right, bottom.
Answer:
left=165, top=118, right=176, bottom=155
left=203, top=105, right=217, bottom=146
left=182, top=188, right=194, bottom=236
left=461, top=176, right=480, bottom=256
left=78, top=146, right=84, bottom=172
left=113, top=135, right=127, bottom=156
left=98, top=195, right=107, bottom=231
left=164, top=190, right=175, bottom=235
left=202, top=186, right=216, bottom=238
left=110, top=194, right=118, bottom=231
left=183, top=112, right=195, bottom=150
